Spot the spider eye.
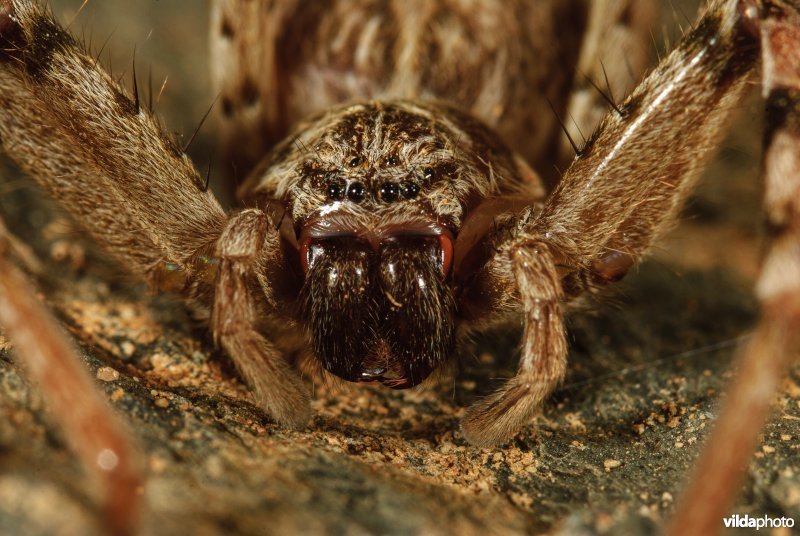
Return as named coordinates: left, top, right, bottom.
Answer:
left=347, top=181, right=366, bottom=202
left=423, top=167, right=435, bottom=181
left=326, top=180, right=345, bottom=201
left=348, top=156, right=361, bottom=167
left=400, top=181, right=420, bottom=200
left=379, top=182, right=400, bottom=202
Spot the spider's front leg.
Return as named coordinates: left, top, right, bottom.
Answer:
left=462, top=0, right=760, bottom=446
left=212, top=209, right=310, bottom=427
left=460, top=234, right=568, bottom=447
left=0, top=1, right=309, bottom=425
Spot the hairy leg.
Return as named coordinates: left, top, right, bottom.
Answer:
left=461, top=240, right=567, bottom=447
left=462, top=0, right=760, bottom=446
left=560, top=0, right=656, bottom=168
left=0, top=213, right=41, bottom=274
left=0, top=0, right=305, bottom=428
left=669, top=2, right=800, bottom=533
left=0, top=0, right=225, bottom=283
left=212, top=209, right=310, bottom=428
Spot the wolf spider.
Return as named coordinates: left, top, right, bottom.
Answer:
left=0, top=0, right=798, bottom=533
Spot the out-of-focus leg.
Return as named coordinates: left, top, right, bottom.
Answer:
left=0, top=229, right=142, bottom=536
left=668, top=2, right=800, bottom=534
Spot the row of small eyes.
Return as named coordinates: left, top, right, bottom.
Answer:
left=327, top=180, right=420, bottom=202
left=323, top=166, right=435, bottom=203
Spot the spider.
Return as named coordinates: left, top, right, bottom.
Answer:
left=0, top=0, right=797, bottom=534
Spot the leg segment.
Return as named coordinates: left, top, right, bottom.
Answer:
left=561, top=0, right=656, bottom=167
left=669, top=2, right=800, bottom=533
left=462, top=242, right=567, bottom=447
left=212, top=210, right=311, bottom=428
left=461, top=0, right=760, bottom=445
left=0, top=213, right=41, bottom=274
left=0, top=0, right=226, bottom=283
left=534, top=0, right=758, bottom=272
left=0, top=230, right=142, bottom=536
left=1, top=1, right=305, bottom=428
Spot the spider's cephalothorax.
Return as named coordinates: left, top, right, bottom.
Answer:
left=242, top=100, right=542, bottom=388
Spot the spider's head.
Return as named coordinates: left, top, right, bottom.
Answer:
left=242, top=100, right=540, bottom=388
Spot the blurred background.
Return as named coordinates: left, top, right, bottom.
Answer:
left=47, top=1, right=215, bottom=152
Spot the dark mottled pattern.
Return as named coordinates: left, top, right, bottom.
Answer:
left=0, top=0, right=23, bottom=61
left=112, top=85, right=138, bottom=117
left=765, top=87, right=800, bottom=140
left=23, top=15, right=71, bottom=77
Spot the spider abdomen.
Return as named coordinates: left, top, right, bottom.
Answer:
left=211, top=0, right=587, bottom=183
